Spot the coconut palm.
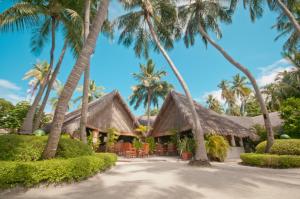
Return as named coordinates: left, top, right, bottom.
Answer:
left=42, top=0, right=109, bottom=159
left=74, top=80, right=105, bottom=105
left=274, top=2, right=300, bottom=52
left=118, top=0, right=210, bottom=165
left=179, top=1, right=275, bottom=153
left=23, top=61, right=51, bottom=97
left=0, top=0, right=83, bottom=134
left=262, top=83, right=282, bottom=111
left=129, top=59, right=173, bottom=133
left=206, top=94, right=223, bottom=114
left=218, top=80, right=237, bottom=115
left=231, top=74, right=251, bottom=116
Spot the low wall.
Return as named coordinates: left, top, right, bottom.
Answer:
left=227, top=147, right=245, bottom=160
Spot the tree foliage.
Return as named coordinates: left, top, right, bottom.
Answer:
left=280, top=97, right=300, bottom=138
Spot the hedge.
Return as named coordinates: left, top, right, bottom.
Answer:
left=256, top=139, right=300, bottom=155
left=240, top=153, right=300, bottom=168
left=0, top=153, right=117, bottom=188
left=0, top=135, right=93, bottom=161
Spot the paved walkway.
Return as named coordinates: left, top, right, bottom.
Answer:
left=1, top=157, right=300, bottom=199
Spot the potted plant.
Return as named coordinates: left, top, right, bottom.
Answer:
left=133, top=138, right=143, bottom=156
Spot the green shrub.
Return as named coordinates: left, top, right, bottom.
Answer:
left=240, top=153, right=300, bottom=168
left=280, top=97, right=300, bottom=138
left=0, top=153, right=117, bottom=188
left=145, top=137, right=155, bottom=154
left=205, top=135, right=229, bottom=162
left=256, top=139, right=300, bottom=155
left=0, top=135, right=93, bottom=161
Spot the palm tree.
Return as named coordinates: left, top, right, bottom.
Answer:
left=218, top=80, right=237, bottom=115
left=80, top=0, right=92, bottom=144
left=262, top=83, right=281, bottom=111
left=23, top=61, right=51, bottom=97
left=0, top=0, right=83, bottom=134
left=129, top=59, right=173, bottom=134
left=206, top=94, right=223, bottom=114
left=274, top=2, right=300, bottom=52
left=74, top=80, right=105, bottom=105
left=179, top=1, right=275, bottom=153
left=33, top=40, right=69, bottom=130
left=49, top=81, right=73, bottom=112
left=118, top=0, right=210, bottom=165
left=42, top=0, right=109, bottom=159
left=231, top=74, right=251, bottom=116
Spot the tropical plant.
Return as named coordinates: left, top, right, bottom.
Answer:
left=206, top=94, right=223, bottom=114
left=262, top=83, right=282, bottom=111
left=118, top=0, right=210, bottom=165
left=0, top=0, right=83, bottom=134
left=231, top=74, right=251, bottom=115
left=135, top=125, right=151, bottom=137
left=244, top=96, right=261, bottom=116
left=43, top=0, right=109, bottom=159
left=133, top=138, right=143, bottom=150
left=23, top=61, right=51, bottom=97
left=280, top=97, right=300, bottom=138
left=178, top=0, right=275, bottom=153
left=74, top=80, right=105, bottom=105
left=106, top=128, right=120, bottom=152
left=130, top=59, right=172, bottom=134
left=218, top=80, right=238, bottom=115
left=205, top=135, right=229, bottom=162
left=145, top=136, right=155, bottom=154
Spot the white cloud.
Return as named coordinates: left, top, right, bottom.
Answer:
left=0, top=79, right=25, bottom=104
left=0, top=79, right=21, bottom=90
left=257, top=58, right=294, bottom=86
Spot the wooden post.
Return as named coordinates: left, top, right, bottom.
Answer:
left=92, top=130, right=99, bottom=146
left=239, top=137, right=244, bottom=147
left=230, top=135, right=236, bottom=147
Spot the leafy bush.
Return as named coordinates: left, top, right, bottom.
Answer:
left=133, top=138, right=143, bottom=150
left=145, top=137, right=155, bottom=154
left=256, top=139, right=300, bottom=155
left=0, top=153, right=117, bottom=188
left=0, top=135, right=93, bottom=161
left=252, top=124, right=267, bottom=141
left=280, top=97, right=300, bottom=138
left=205, top=135, right=229, bottom=162
left=240, top=153, right=300, bottom=168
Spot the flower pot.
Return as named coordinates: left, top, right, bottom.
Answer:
left=181, top=152, right=192, bottom=160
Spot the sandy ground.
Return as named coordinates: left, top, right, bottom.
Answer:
left=1, top=157, right=300, bottom=199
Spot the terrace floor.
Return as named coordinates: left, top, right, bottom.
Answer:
left=2, top=157, right=300, bottom=199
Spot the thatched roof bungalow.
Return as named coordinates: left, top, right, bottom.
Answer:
left=225, top=112, right=283, bottom=130
left=150, top=91, right=257, bottom=145
left=62, top=91, right=140, bottom=137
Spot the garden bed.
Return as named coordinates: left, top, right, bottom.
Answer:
left=0, top=153, right=117, bottom=189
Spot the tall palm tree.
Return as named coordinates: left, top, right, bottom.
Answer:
left=218, top=80, right=237, bottom=115
left=23, top=61, right=51, bottom=97
left=179, top=0, right=275, bottom=153
left=33, top=40, right=69, bottom=130
left=274, top=2, right=300, bottom=52
left=0, top=0, right=83, bottom=134
left=206, top=94, right=223, bottom=114
left=129, top=59, right=173, bottom=133
left=42, top=0, right=109, bottom=159
left=231, top=74, right=251, bottom=116
left=118, top=0, right=210, bottom=165
left=262, top=83, right=282, bottom=111
left=74, top=80, right=105, bottom=105
left=80, top=0, right=92, bottom=144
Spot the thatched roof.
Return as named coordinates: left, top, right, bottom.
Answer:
left=151, top=91, right=257, bottom=139
left=225, top=112, right=283, bottom=129
left=62, top=90, right=140, bottom=136
left=137, top=115, right=157, bottom=127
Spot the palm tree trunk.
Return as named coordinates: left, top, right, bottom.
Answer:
left=198, top=25, right=274, bottom=152
left=33, top=40, right=68, bottom=131
left=146, top=89, right=152, bottom=136
left=145, top=14, right=210, bottom=166
left=80, top=0, right=91, bottom=144
left=42, top=0, right=109, bottom=159
left=276, top=0, right=300, bottom=36
left=20, top=17, right=56, bottom=134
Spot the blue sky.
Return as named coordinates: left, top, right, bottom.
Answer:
left=0, top=1, right=292, bottom=115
